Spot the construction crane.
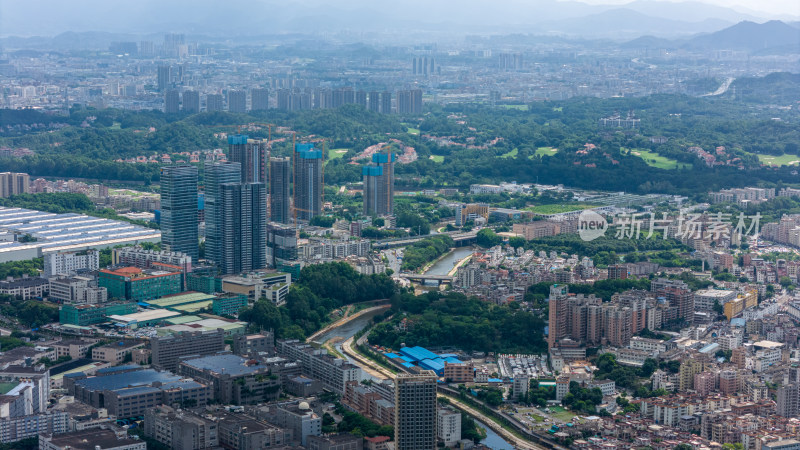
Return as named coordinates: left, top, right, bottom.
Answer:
left=206, top=122, right=333, bottom=232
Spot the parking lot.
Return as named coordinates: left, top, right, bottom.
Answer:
left=498, top=354, right=551, bottom=379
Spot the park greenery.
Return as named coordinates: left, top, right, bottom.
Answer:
left=562, top=381, right=604, bottom=415
left=0, top=436, right=37, bottom=450
left=0, top=259, right=43, bottom=279
left=475, top=387, right=505, bottom=407
left=520, top=380, right=556, bottom=407
left=0, top=294, right=59, bottom=328
left=400, top=235, right=454, bottom=271
left=522, top=234, right=689, bottom=262
left=2, top=76, right=800, bottom=195
left=0, top=335, right=33, bottom=352
left=395, top=210, right=433, bottom=236
left=637, top=328, right=672, bottom=341
left=593, top=353, right=670, bottom=396
left=0, top=192, right=97, bottom=213
left=333, top=403, right=394, bottom=438
left=360, top=227, right=409, bottom=239
left=460, top=412, right=486, bottom=443
left=238, top=262, right=395, bottom=339
left=368, top=291, right=547, bottom=353
left=308, top=215, right=336, bottom=228
left=476, top=228, right=503, bottom=248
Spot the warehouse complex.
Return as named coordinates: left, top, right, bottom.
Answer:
left=0, top=207, right=161, bottom=263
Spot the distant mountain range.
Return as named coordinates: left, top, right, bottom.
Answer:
left=684, top=20, right=800, bottom=51
left=538, top=8, right=735, bottom=38
left=0, top=0, right=798, bottom=45
left=623, top=20, right=800, bottom=53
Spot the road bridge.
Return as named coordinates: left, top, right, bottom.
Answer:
left=373, top=231, right=477, bottom=249
left=398, top=273, right=454, bottom=284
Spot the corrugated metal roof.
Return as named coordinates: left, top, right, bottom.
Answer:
left=399, top=346, right=438, bottom=362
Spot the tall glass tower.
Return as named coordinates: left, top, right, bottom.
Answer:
left=205, top=162, right=241, bottom=268
left=270, top=157, right=291, bottom=224
left=160, top=164, right=199, bottom=260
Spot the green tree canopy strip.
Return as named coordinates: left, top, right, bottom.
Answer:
left=369, top=291, right=546, bottom=353
left=476, top=228, right=503, bottom=248
left=238, top=262, right=396, bottom=339
left=401, top=235, right=454, bottom=272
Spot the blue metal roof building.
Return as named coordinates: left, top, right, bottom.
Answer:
left=391, top=346, right=465, bottom=375
left=418, top=358, right=445, bottom=375
left=399, top=346, right=439, bottom=362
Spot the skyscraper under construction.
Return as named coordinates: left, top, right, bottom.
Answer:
left=228, top=135, right=268, bottom=184
left=362, top=152, right=395, bottom=217
left=293, top=143, right=323, bottom=222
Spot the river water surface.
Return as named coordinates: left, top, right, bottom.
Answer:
left=421, top=247, right=514, bottom=449
left=422, top=247, right=473, bottom=287
left=315, top=252, right=514, bottom=449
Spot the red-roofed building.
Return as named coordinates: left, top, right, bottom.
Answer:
left=364, top=436, right=391, bottom=450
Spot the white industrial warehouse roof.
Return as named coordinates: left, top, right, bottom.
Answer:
left=0, top=206, right=161, bottom=262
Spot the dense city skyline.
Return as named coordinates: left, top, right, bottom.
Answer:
left=0, top=1, right=798, bottom=449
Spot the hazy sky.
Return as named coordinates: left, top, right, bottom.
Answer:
left=0, top=0, right=797, bottom=38
left=575, top=0, right=799, bottom=16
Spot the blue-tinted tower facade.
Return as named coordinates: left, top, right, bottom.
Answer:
left=160, top=165, right=199, bottom=260
left=363, top=152, right=395, bottom=217
left=293, top=143, right=323, bottom=222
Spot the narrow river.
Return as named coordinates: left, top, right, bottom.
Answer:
left=422, top=247, right=473, bottom=285
left=312, top=308, right=385, bottom=382
left=477, top=419, right=515, bottom=449
left=315, top=251, right=515, bottom=449
left=313, top=308, right=386, bottom=344
left=423, top=247, right=515, bottom=449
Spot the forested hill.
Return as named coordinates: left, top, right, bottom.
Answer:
left=1, top=83, right=798, bottom=193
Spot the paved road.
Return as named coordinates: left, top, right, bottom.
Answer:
left=341, top=335, right=393, bottom=380
left=382, top=249, right=402, bottom=275
left=340, top=333, right=561, bottom=449
left=703, top=77, right=735, bottom=96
